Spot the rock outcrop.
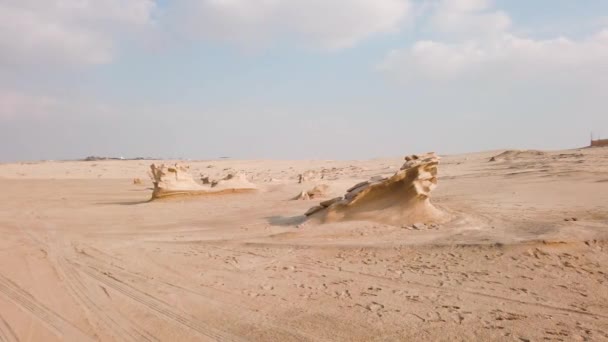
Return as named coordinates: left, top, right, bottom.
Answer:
left=149, top=163, right=257, bottom=199
left=292, top=184, right=329, bottom=200
left=304, top=152, right=446, bottom=226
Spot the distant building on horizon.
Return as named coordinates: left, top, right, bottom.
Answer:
left=590, top=138, right=608, bottom=147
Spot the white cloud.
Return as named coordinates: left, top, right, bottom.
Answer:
left=430, top=0, right=510, bottom=36
left=166, top=0, right=411, bottom=50
left=380, top=29, right=608, bottom=82
left=0, top=0, right=410, bottom=67
left=0, top=0, right=156, bottom=67
left=378, top=0, right=608, bottom=84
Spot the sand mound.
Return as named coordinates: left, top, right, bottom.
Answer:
left=293, top=184, right=329, bottom=200
left=304, top=152, right=446, bottom=226
left=149, top=163, right=257, bottom=199
left=489, top=150, right=547, bottom=162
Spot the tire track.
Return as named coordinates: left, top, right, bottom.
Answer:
left=73, top=261, right=244, bottom=342
left=0, top=274, right=94, bottom=341
left=23, top=226, right=158, bottom=342
left=71, top=246, right=319, bottom=341
left=55, top=257, right=158, bottom=342
left=0, top=314, right=19, bottom=342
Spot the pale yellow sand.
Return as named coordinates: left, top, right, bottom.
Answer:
left=0, top=148, right=607, bottom=341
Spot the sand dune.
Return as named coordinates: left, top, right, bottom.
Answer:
left=0, top=148, right=607, bottom=341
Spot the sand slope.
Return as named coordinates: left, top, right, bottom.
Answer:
left=0, top=148, right=607, bottom=341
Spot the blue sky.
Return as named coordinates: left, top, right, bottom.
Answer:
left=1, top=0, right=607, bottom=161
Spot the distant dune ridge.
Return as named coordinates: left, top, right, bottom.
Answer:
left=149, top=163, right=257, bottom=199
left=488, top=150, right=547, bottom=162
left=305, top=152, right=447, bottom=226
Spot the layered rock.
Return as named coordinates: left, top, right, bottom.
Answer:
left=304, top=152, right=446, bottom=226
left=149, top=163, right=257, bottom=199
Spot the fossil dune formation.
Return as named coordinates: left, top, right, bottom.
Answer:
left=305, top=152, right=447, bottom=226
left=149, top=163, right=257, bottom=199
left=1, top=148, right=607, bottom=341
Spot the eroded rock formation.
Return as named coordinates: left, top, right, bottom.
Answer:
left=149, top=163, right=257, bottom=199
left=304, top=152, right=446, bottom=226
left=292, top=184, right=329, bottom=200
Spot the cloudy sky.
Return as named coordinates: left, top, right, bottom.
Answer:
left=1, top=0, right=607, bottom=161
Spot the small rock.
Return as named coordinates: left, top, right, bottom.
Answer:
left=294, top=191, right=310, bottom=200
left=412, top=223, right=426, bottom=230
left=571, top=217, right=578, bottom=221
left=367, top=302, right=384, bottom=312
left=564, top=218, right=571, bottom=221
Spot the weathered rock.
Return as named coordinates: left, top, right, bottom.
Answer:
left=344, top=184, right=369, bottom=200
left=149, top=163, right=256, bottom=199
left=303, top=152, right=445, bottom=226
left=292, top=184, right=329, bottom=200
left=298, top=170, right=317, bottom=183
left=320, top=197, right=343, bottom=207
left=305, top=205, right=325, bottom=216
left=294, top=190, right=310, bottom=200
left=347, top=181, right=369, bottom=193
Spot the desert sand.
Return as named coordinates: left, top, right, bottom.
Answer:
left=0, top=148, right=607, bottom=341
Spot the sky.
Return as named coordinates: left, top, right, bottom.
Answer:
left=1, top=0, right=607, bottom=161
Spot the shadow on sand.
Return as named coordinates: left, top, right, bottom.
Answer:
left=266, top=215, right=308, bottom=227
left=96, top=199, right=152, bottom=206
